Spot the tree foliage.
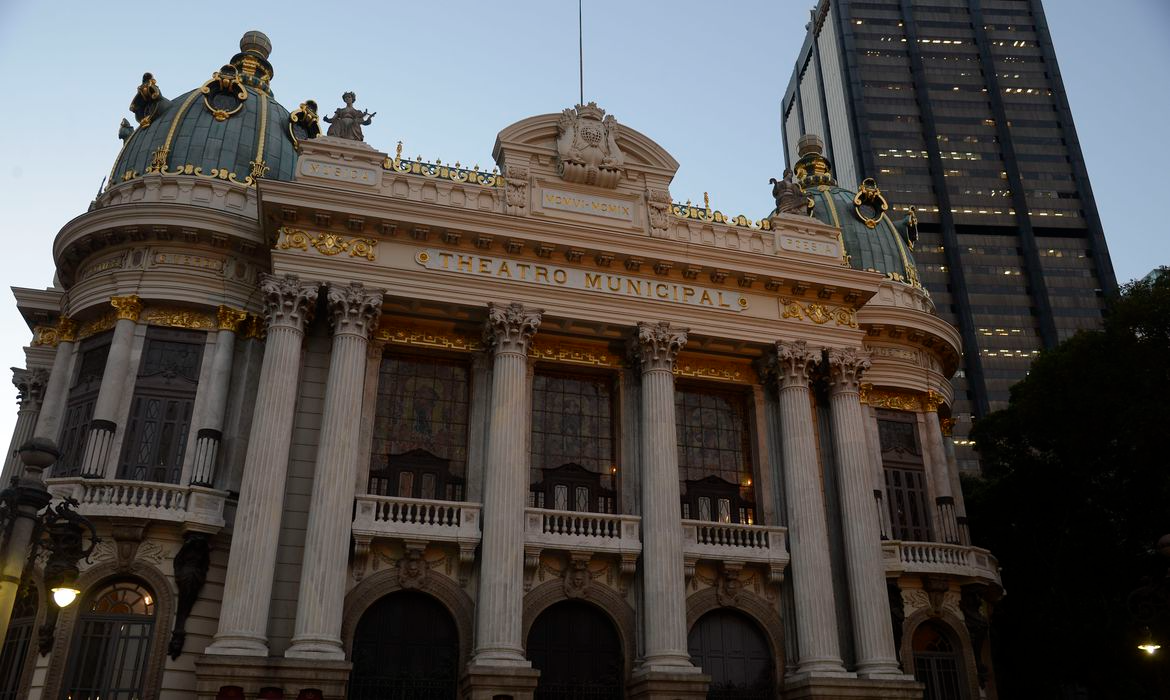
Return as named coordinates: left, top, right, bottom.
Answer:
left=964, top=269, right=1170, bottom=699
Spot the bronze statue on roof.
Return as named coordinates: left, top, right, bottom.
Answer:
left=324, top=92, right=375, bottom=142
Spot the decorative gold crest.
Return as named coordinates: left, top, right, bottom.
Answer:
left=853, top=178, right=889, bottom=229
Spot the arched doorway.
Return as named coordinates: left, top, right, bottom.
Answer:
left=527, top=600, right=623, bottom=699
left=912, top=622, right=966, bottom=700
left=61, top=580, right=157, bottom=700
left=688, top=609, right=774, bottom=699
left=348, top=591, right=459, bottom=700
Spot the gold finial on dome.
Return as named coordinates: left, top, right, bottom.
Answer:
left=793, top=134, right=836, bottom=189
left=239, top=31, right=272, bottom=59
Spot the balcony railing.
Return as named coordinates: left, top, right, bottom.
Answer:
left=681, top=520, right=789, bottom=583
left=882, top=540, right=1002, bottom=585
left=47, top=477, right=228, bottom=531
left=352, top=494, right=481, bottom=549
left=524, top=508, right=642, bottom=557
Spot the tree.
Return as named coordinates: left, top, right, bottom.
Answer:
left=963, top=268, right=1170, bottom=699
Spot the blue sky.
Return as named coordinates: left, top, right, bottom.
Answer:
left=0, top=0, right=1166, bottom=441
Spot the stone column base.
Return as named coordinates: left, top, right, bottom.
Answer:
left=784, top=673, right=924, bottom=699
left=460, top=663, right=541, bottom=700
left=195, top=654, right=352, bottom=700
left=627, top=669, right=711, bottom=700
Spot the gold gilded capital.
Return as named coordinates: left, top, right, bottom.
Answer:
left=217, top=305, right=249, bottom=332
left=110, top=295, right=143, bottom=322
left=57, top=316, right=79, bottom=342
left=924, top=390, right=944, bottom=413
left=32, top=325, right=59, bottom=347
left=940, top=417, right=956, bottom=437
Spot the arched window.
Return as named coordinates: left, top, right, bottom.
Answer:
left=0, top=584, right=37, bottom=699
left=348, top=591, right=459, bottom=699
left=526, top=601, right=623, bottom=699
left=688, top=609, right=774, bottom=699
left=912, top=622, right=966, bottom=700
left=62, top=580, right=157, bottom=700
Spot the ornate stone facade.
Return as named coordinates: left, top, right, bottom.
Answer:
left=0, top=29, right=999, bottom=700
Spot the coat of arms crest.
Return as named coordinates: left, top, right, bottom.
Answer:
left=556, top=102, right=626, bottom=188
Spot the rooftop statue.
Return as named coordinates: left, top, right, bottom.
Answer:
left=130, top=72, right=169, bottom=127
left=324, top=92, right=375, bottom=142
left=118, top=118, right=133, bottom=143
left=769, top=169, right=809, bottom=216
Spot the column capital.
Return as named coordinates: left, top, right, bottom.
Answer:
left=11, top=368, right=48, bottom=409
left=483, top=302, right=542, bottom=356
left=924, top=390, right=944, bottom=413
left=57, top=316, right=78, bottom=343
left=110, top=295, right=143, bottom=322
left=826, top=347, right=871, bottom=395
left=774, top=340, right=820, bottom=389
left=260, top=273, right=319, bottom=332
left=216, top=305, right=249, bottom=332
left=632, top=321, right=688, bottom=373
left=327, top=283, right=383, bottom=338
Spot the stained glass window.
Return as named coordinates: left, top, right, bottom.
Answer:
left=878, top=411, right=933, bottom=542
left=118, top=328, right=204, bottom=484
left=675, top=386, right=756, bottom=522
left=530, top=372, right=617, bottom=513
left=54, top=333, right=111, bottom=477
left=62, top=581, right=156, bottom=700
left=531, top=372, right=614, bottom=476
left=369, top=354, right=469, bottom=500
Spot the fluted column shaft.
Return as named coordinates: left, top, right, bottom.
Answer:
left=189, top=308, right=247, bottom=487
left=827, top=348, right=901, bottom=678
left=472, top=302, right=541, bottom=665
left=634, top=321, right=695, bottom=671
left=774, top=341, right=846, bottom=675
left=207, top=275, right=318, bottom=656
left=287, top=284, right=382, bottom=659
left=33, top=318, right=78, bottom=445
left=1, top=369, right=48, bottom=486
left=80, top=296, right=141, bottom=478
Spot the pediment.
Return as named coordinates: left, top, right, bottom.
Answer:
left=493, top=109, right=679, bottom=180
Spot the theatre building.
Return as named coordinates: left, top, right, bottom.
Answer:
left=0, top=32, right=1001, bottom=700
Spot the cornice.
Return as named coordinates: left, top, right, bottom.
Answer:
left=53, top=202, right=266, bottom=287
left=259, top=179, right=884, bottom=307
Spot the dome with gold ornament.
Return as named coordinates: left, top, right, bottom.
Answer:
left=108, top=31, right=319, bottom=190
left=793, top=134, right=922, bottom=288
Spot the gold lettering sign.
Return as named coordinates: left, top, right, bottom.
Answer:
left=414, top=249, right=748, bottom=313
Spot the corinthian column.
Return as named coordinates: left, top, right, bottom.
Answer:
left=1, top=368, right=48, bottom=485
left=206, top=274, right=318, bottom=657
left=632, top=321, right=696, bottom=672
left=774, top=341, right=847, bottom=676
left=79, top=295, right=142, bottom=478
left=287, top=283, right=382, bottom=660
left=189, top=306, right=248, bottom=487
left=826, top=348, right=901, bottom=678
left=471, top=302, right=541, bottom=666
left=34, top=317, right=78, bottom=446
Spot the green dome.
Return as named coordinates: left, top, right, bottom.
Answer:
left=111, top=32, right=300, bottom=188
left=794, top=135, right=922, bottom=288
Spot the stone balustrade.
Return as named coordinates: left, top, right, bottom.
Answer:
left=681, top=520, right=790, bottom=584
left=882, top=540, right=1002, bottom=586
left=47, top=477, right=228, bottom=532
left=351, top=494, right=481, bottom=553
left=524, top=508, right=642, bottom=557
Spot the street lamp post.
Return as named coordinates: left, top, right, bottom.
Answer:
left=0, top=438, right=99, bottom=646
